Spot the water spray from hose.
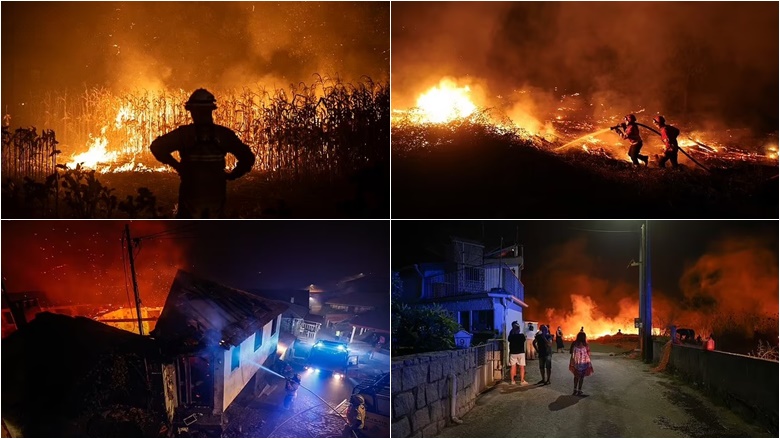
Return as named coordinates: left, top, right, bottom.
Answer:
left=255, top=363, right=356, bottom=438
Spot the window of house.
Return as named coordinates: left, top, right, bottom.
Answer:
left=271, top=316, right=278, bottom=336
left=231, top=345, right=240, bottom=371
left=464, top=267, right=482, bottom=282
left=460, top=311, right=471, bottom=332
left=254, top=328, right=263, bottom=351
left=474, top=310, right=494, bottom=332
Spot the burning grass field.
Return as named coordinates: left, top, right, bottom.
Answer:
left=391, top=110, right=778, bottom=219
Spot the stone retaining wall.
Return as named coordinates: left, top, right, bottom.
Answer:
left=391, top=346, right=497, bottom=437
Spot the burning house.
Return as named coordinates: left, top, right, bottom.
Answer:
left=150, top=270, right=288, bottom=435
left=1, top=312, right=164, bottom=437
left=397, top=237, right=527, bottom=340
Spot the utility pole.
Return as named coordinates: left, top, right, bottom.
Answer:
left=125, top=224, right=144, bottom=336
left=638, top=223, right=645, bottom=357
left=643, top=221, right=653, bottom=363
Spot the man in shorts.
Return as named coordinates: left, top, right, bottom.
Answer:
left=508, top=321, right=528, bottom=385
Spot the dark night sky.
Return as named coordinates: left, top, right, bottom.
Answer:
left=2, top=220, right=389, bottom=308
left=392, top=220, right=779, bottom=329
left=392, top=2, right=779, bottom=132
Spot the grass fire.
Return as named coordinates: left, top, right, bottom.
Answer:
left=390, top=2, right=778, bottom=219
left=2, top=2, right=390, bottom=219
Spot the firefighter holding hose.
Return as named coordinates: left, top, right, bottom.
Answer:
left=614, top=114, right=649, bottom=166
left=653, top=115, right=680, bottom=168
left=150, top=88, right=255, bottom=218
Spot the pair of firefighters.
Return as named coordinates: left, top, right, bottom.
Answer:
left=617, top=113, right=680, bottom=168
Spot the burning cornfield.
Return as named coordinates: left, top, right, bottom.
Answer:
left=2, top=2, right=390, bottom=218
left=391, top=3, right=778, bottom=219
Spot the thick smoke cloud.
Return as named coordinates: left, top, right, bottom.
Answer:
left=0, top=221, right=188, bottom=306
left=525, top=234, right=778, bottom=338
left=392, top=2, right=778, bottom=131
left=2, top=1, right=389, bottom=121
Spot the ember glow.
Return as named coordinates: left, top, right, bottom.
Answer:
left=414, top=79, right=476, bottom=123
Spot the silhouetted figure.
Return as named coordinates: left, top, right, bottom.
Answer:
left=556, top=326, right=565, bottom=353
left=705, top=333, right=716, bottom=351
left=653, top=115, right=680, bottom=168
left=508, top=321, right=528, bottom=385
left=533, top=325, right=553, bottom=385
left=618, top=114, right=648, bottom=166
left=150, top=89, right=255, bottom=218
left=569, top=331, right=594, bottom=396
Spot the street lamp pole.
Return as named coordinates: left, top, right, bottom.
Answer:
left=643, top=221, right=653, bottom=363
left=638, top=223, right=645, bottom=356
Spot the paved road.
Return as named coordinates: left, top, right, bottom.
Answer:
left=435, top=351, right=771, bottom=438
left=224, top=340, right=390, bottom=437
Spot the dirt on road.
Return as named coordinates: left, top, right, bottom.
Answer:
left=435, top=350, right=772, bottom=438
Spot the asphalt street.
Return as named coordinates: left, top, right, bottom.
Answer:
left=435, top=350, right=771, bottom=438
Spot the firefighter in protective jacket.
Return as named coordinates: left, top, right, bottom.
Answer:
left=347, top=394, right=367, bottom=432
left=150, top=89, right=255, bottom=218
left=618, top=114, right=649, bottom=166
left=653, top=115, right=680, bottom=168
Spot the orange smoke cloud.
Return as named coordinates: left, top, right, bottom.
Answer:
left=527, top=234, right=778, bottom=342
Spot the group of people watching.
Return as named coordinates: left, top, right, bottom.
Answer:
left=507, top=322, right=594, bottom=396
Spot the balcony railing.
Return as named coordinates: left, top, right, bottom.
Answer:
left=423, top=264, right=523, bottom=300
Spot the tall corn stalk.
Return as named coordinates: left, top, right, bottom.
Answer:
left=10, top=76, right=389, bottom=181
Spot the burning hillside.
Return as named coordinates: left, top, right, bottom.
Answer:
left=390, top=2, right=777, bottom=218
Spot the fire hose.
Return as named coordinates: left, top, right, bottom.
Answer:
left=635, top=123, right=712, bottom=173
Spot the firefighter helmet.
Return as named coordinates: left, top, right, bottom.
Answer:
left=185, top=88, right=217, bottom=111
left=625, top=114, right=636, bottom=123
left=653, top=115, right=666, bottom=125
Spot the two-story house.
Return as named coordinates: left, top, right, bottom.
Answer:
left=397, top=237, right=528, bottom=339
left=151, top=270, right=288, bottom=435
left=248, top=289, right=324, bottom=343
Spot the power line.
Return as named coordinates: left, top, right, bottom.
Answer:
left=568, top=227, right=638, bottom=234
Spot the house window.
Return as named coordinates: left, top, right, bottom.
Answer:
left=473, top=310, right=494, bottom=332
left=459, top=311, right=471, bottom=332
left=464, top=267, right=482, bottom=282
left=254, top=328, right=263, bottom=351
left=271, top=316, right=278, bottom=336
left=231, top=345, right=240, bottom=371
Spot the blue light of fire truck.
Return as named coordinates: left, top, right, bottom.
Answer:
left=337, top=345, right=347, bottom=352
left=314, top=341, right=323, bottom=348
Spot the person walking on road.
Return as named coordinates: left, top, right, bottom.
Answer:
left=556, top=326, right=565, bottom=353
left=569, top=331, right=594, bottom=396
left=508, top=321, right=528, bottom=385
left=533, top=325, right=554, bottom=385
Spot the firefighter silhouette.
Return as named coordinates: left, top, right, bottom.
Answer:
left=150, top=89, right=255, bottom=218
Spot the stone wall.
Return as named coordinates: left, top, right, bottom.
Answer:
left=668, top=344, right=778, bottom=433
left=391, top=346, right=498, bottom=437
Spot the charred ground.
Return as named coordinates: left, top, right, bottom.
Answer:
left=391, top=119, right=778, bottom=219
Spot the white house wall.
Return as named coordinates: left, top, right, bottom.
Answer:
left=221, top=315, right=280, bottom=411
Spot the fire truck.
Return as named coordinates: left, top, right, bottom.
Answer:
left=303, top=340, right=350, bottom=379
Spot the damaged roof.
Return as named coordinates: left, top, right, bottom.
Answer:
left=152, top=270, right=288, bottom=350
